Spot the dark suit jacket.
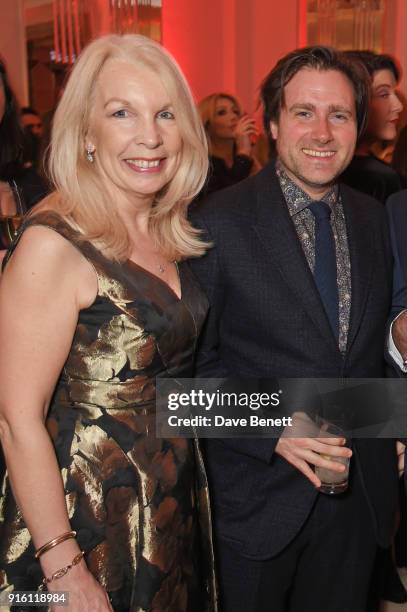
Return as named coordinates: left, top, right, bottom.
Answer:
left=387, top=189, right=407, bottom=322
left=341, top=155, right=405, bottom=205
left=189, top=162, right=398, bottom=559
left=385, top=191, right=407, bottom=472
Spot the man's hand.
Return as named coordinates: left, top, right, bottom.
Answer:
left=275, top=412, right=352, bottom=488
left=397, top=441, right=405, bottom=477
left=392, top=311, right=407, bottom=362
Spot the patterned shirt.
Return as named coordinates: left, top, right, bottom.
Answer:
left=276, top=159, right=351, bottom=353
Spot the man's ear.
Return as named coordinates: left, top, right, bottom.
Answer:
left=270, top=120, right=279, bottom=140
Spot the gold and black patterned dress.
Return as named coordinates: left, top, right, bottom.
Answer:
left=0, top=212, right=217, bottom=612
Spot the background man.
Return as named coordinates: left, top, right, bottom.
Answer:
left=21, top=106, right=44, bottom=172
left=20, top=106, right=43, bottom=139
left=189, top=46, right=398, bottom=612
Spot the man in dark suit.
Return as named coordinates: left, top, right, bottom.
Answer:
left=189, top=47, right=399, bottom=612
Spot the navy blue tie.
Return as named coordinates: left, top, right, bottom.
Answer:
left=308, top=200, right=339, bottom=341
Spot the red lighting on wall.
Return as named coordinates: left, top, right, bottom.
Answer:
left=297, top=0, right=308, bottom=48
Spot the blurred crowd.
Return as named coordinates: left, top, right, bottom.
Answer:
left=1, top=48, right=407, bottom=219
left=197, top=50, right=407, bottom=205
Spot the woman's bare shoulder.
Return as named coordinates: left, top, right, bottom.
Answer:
left=2, top=225, right=98, bottom=309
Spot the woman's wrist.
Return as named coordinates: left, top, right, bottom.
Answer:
left=235, top=152, right=252, bottom=161
left=45, top=556, right=89, bottom=592
left=233, top=154, right=254, bottom=172
left=235, top=144, right=252, bottom=157
left=39, top=537, right=82, bottom=576
left=36, top=530, right=77, bottom=559
left=41, top=551, right=85, bottom=591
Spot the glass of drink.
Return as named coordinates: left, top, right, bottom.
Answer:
left=315, top=420, right=351, bottom=495
left=0, top=214, right=24, bottom=247
left=0, top=181, right=25, bottom=248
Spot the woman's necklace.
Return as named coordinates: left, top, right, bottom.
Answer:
left=158, top=260, right=178, bottom=274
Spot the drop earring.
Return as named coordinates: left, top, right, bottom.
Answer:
left=86, top=146, right=95, bottom=163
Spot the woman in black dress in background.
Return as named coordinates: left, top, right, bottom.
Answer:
left=341, top=51, right=404, bottom=203
left=198, top=92, right=260, bottom=195
left=0, top=35, right=216, bottom=611
left=0, top=60, right=47, bottom=221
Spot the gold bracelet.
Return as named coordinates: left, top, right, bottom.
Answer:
left=39, top=551, right=85, bottom=590
left=35, top=530, right=77, bottom=559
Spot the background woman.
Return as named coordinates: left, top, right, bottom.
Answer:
left=198, top=92, right=260, bottom=195
left=341, top=51, right=404, bottom=203
left=0, top=35, right=216, bottom=612
left=0, top=60, right=46, bottom=219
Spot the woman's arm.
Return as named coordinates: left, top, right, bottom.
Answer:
left=0, top=225, right=111, bottom=611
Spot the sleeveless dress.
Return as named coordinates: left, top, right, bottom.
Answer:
left=0, top=212, right=217, bottom=612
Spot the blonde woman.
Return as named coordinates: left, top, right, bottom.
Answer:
left=0, top=35, right=216, bottom=611
left=198, top=93, right=260, bottom=195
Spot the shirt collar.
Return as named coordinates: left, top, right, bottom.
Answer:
left=276, top=158, right=338, bottom=217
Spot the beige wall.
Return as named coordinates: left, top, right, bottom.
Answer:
left=0, top=0, right=28, bottom=106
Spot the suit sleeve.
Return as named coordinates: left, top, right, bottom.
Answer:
left=387, top=194, right=407, bottom=319
left=386, top=193, right=407, bottom=375
left=189, top=208, right=283, bottom=464
left=188, top=214, right=229, bottom=378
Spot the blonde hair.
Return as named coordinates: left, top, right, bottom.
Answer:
left=198, top=92, right=243, bottom=132
left=45, top=34, right=209, bottom=261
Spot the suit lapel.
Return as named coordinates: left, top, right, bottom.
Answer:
left=340, top=185, right=374, bottom=353
left=252, top=166, right=339, bottom=351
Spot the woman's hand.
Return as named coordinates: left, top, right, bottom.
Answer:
left=48, top=560, right=113, bottom=612
left=234, top=115, right=258, bottom=156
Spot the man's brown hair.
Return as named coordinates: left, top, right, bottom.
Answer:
left=260, top=46, right=370, bottom=141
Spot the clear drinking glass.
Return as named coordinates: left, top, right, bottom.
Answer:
left=0, top=180, right=25, bottom=247
left=315, top=419, right=351, bottom=495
